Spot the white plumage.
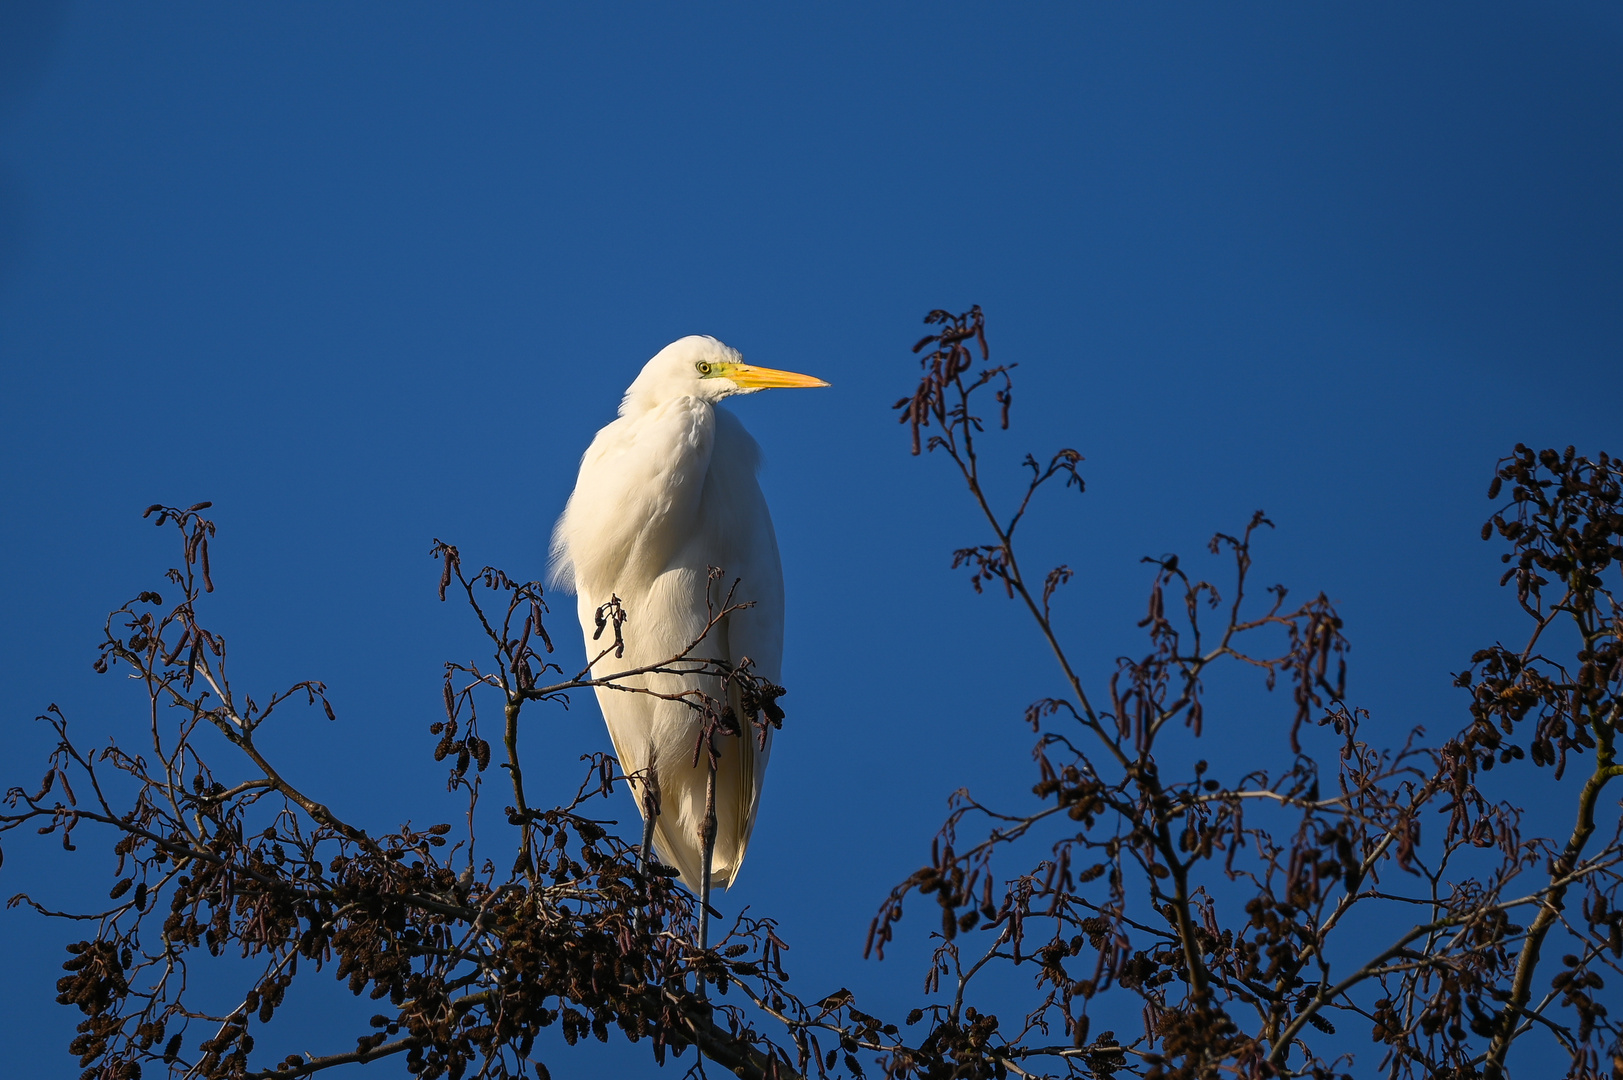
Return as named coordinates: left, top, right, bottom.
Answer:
left=550, top=336, right=826, bottom=892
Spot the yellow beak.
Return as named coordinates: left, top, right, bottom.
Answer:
left=726, top=363, right=830, bottom=389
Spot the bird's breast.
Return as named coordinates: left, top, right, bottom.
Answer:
left=557, top=396, right=717, bottom=602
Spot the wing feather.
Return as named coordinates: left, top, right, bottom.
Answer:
left=705, top=407, right=783, bottom=887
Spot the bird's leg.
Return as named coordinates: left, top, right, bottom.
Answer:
left=637, top=804, right=657, bottom=878
left=629, top=765, right=666, bottom=939
left=697, top=744, right=718, bottom=997
left=636, top=758, right=661, bottom=880
left=700, top=758, right=717, bottom=949
left=632, top=807, right=658, bottom=937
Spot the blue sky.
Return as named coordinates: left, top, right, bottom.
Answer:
left=2, top=3, right=1620, bottom=1075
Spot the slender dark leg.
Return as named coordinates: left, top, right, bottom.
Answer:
left=635, top=757, right=661, bottom=882
left=634, top=768, right=662, bottom=939
left=697, top=751, right=718, bottom=997
left=700, top=759, right=718, bottom=946
left=637, top=807, right=657, bottom=878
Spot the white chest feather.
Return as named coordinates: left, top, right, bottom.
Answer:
left=551, top=396, right=717, bottom=600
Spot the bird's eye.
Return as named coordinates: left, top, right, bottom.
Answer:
left=696, top=361, right=712, bottom=376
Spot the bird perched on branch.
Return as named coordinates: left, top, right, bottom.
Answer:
left=550, top=336, right=827, bottom=933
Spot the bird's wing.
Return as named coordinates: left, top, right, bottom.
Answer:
left=704, top=407, right=785, bottom=887
left=555, top=398, right=720, bottom=891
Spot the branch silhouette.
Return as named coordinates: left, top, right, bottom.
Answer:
left=4, top=311, right=1620, bottom=1080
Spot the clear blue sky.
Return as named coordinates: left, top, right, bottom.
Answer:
left=2, top=4, right=1620, bottom=1075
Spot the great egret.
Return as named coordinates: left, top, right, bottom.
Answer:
left=550, top=336, right=827, bottom=940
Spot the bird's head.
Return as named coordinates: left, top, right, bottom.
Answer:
left=624, top=336, right=829, bottom=408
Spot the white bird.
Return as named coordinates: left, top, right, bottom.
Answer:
left=550, top=336, right=827, bottom=919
